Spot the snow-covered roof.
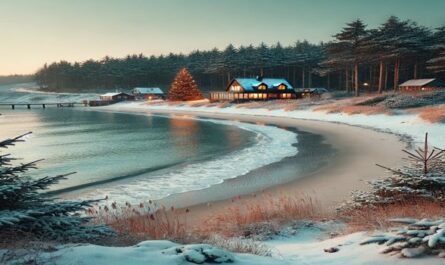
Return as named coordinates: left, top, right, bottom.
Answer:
left=101, top=92, right=121, bottom=97
left=229, top=78, right=294, bottom=92
left=100, top=92, right=131, bottom=97
left=399, top=79, right=437, bottom=87
left=133, top=87, right=164, bottom=94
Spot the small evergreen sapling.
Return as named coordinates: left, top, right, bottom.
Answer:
left=343, top=133, right=445, bottom=209
left=0, top=132, right=113, bottom=242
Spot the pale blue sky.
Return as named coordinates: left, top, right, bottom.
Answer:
left=1, top=0, right=444, bottom=75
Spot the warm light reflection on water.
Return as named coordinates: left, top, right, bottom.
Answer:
left=169, top=117, right=199, bottom=155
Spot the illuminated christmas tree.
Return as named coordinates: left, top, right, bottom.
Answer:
left=168, top=68, right=204, bottom=101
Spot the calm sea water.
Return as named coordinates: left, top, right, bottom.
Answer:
left=0, top=83, right=298, bottom=203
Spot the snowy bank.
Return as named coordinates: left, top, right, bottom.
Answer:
left=8, top=230, right=444, bottom=265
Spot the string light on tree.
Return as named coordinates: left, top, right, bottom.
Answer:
left=168, top=68, right=204, bottom=101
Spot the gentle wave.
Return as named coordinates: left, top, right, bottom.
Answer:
left=77, top=117, right=298, bottom=204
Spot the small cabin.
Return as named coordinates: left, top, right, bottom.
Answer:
left=100, top=92, right=134, bottom=101
left=399, top=79, right=445, bottom=92
left=295, top=88, right=329, bottom=98
left=210, top=77, right=295, bottom=101
left=133, top=87, right=165, bottom=100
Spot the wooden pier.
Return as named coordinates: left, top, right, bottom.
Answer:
left=0, top=102, right=86, bottom=109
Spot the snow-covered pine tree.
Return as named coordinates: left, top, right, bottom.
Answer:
left=0, top=132, right=113, bottom=242
left=168, top=68, right=204, bottom=101
left=343, top=133, right=445, bottom=210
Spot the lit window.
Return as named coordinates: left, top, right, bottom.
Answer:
left=258, top=84, right=267, bottom=90
left=278, top=84, right=287, bottom=90
left=231, top=85, right=242, bottom=92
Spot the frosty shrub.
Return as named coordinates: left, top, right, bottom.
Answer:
left=354, top=91, right=445, bottom=109
left=381, top=91, right=445, bottom=109
left=205, top=234, right=272, bottom=257
left=361, top=218, right=445, bottom=258
left=342, top=133, right=445, bottom=210
left=0, top=133, right=113, bottom=243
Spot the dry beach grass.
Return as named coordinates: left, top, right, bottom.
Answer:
left=90, top=193, right=325, bottom=243
left=342, top=198, right=445, bottom=233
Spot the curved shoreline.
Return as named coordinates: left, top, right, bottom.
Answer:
left=99, top=103, right=406, bottom=213
left=73, top=108, right=300, bottom=204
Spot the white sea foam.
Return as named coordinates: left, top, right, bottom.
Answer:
left=78, top=117, right=298, bottom=203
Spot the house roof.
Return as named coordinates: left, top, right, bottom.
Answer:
left=133, top=87, right=164, bottom=94
left=399, top=79, right=440, bottom=87
left=229, top=78, right=294, bottom=92
left=100, top=92, right=130, bottom=97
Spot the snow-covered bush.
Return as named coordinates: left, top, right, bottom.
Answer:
left=205, top=234, right=272, bottom=257
left=162, top=243, right=235, bottom=264
left=0, top=133, right=113, bottom=242
left=380, top=91, right=445, bottom=109
left=361, top=218, right=445, bottom=258
left=354, top=91, right=445, bottom=109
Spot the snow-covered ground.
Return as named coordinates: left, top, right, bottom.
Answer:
left=107, top=101, right=445, bottom=149
left=11, top=223, right=443, bottom=265
left=4, top=101, right=442, bottom=264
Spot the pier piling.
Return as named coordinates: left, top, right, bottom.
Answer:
left=1, top=102, right=81, bottom=109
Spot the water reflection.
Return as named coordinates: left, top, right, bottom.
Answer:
left=169, top=116, right=199, bottom=156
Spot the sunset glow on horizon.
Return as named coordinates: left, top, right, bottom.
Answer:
left=1, top=0, right=444, bottom=75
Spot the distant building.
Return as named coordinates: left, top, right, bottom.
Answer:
left=100, top=92, right=134, bottom=101
left=209, top=77, right=295, bottom=101
left=295, top=88, right=329, bottom=98
left=132, top=87, right=165, bottom=100
left=399, top=79, right=445, bottom=92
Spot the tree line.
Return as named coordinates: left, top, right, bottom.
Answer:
left=34, top=16, right=445, bottom=95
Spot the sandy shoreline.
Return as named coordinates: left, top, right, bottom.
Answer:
left=95, top=103, right=406, bottom=216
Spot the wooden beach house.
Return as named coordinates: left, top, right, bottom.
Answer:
left=399, top=78, right=445, bottom=92
left=132, top=87, right=165, bottom=100
left=99, top=92, right=134, bottom=101
left=209, top=77, right=295, bottom=101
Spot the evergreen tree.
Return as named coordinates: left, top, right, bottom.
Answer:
left=427, top=26, right=445, bottom=74
left=255, top=42, right=273, bottom=76
left=376, top=16, right=418, bottom=91
left=333, top=19, right=368, bottom=96
left=0, top=133, right=112, bottom=242
left=343, top=133, right=445, bottom=209
left=168, top=68, right=204, bottom=101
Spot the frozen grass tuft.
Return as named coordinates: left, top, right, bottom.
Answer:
left=200, top=194, right=325, bottom=238
left=342, top=198, right=445, bottom=233
left=90, top=201, right=189, bottom=243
